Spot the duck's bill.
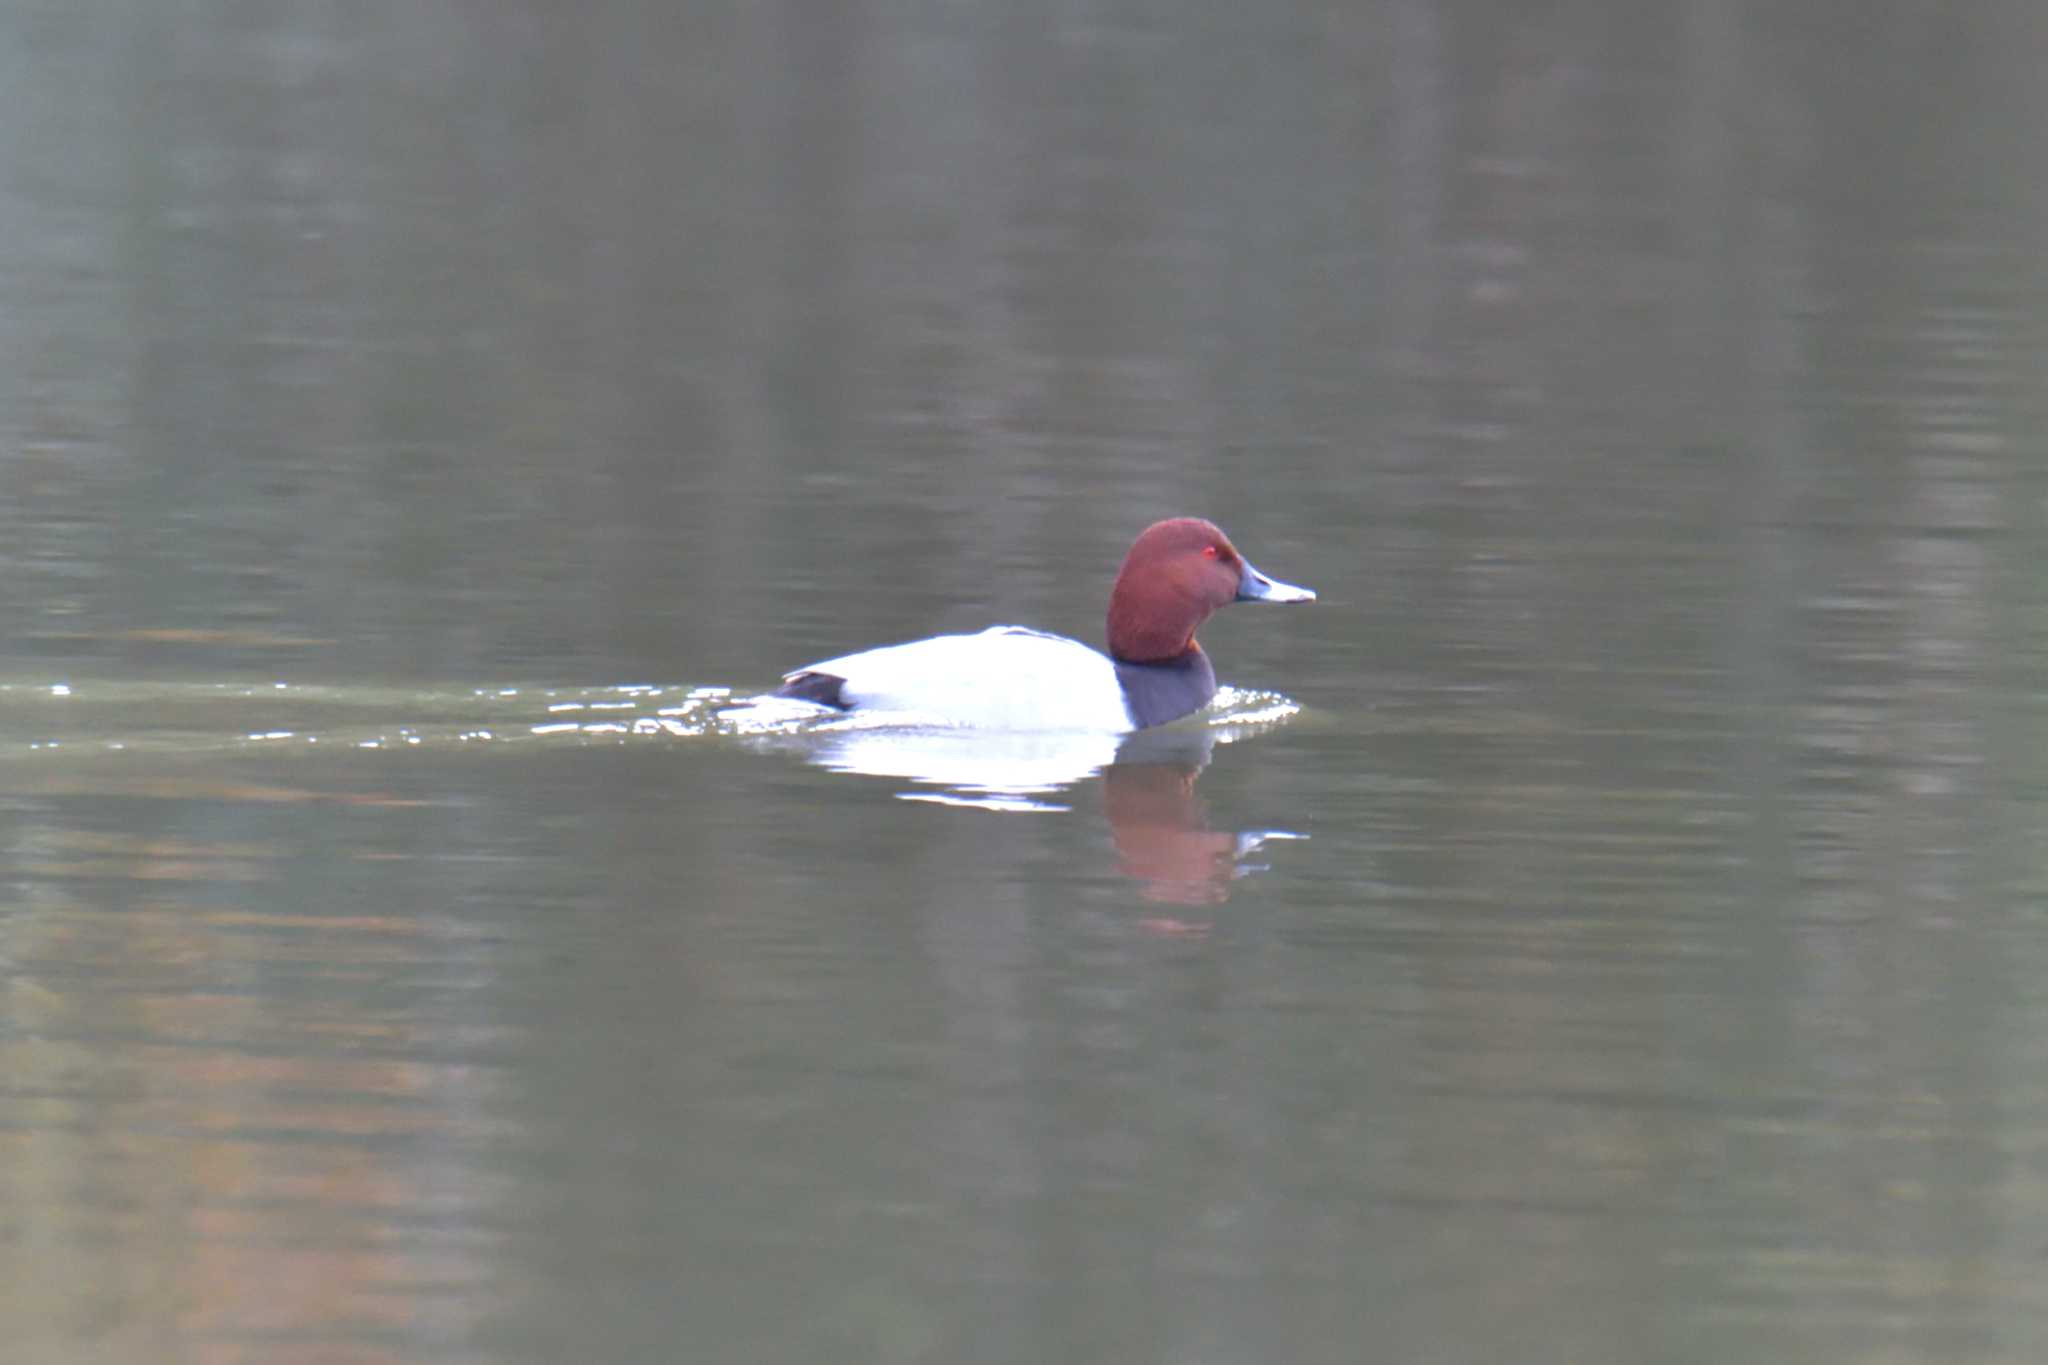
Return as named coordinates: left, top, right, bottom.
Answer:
left=1235, top=558, right=1317, bottom=604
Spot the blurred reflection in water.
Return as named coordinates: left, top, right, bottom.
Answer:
left=1102, top=747, right=1307, bottom=909
left=784, top=719, right=1308, bottom=900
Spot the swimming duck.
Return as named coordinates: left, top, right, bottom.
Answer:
left=775, top=517, right=1315, bottom=731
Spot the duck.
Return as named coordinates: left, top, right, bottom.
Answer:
left=774, top=517, right=1315, bottom=732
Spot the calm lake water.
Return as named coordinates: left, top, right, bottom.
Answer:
left=8, top=3, right=2048, bottom=1363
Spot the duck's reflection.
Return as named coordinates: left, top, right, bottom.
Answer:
left=789, top=725, right=1305, bottom=902
left=798, top=726, right=1121, bottom=812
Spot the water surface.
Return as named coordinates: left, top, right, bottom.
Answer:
left=7, top=3, right=2048, bottom=1363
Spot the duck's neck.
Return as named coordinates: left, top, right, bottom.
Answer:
left=1112, top=645, right=1217, bottom=729
left=1107, top=601, right=1204, bottom=665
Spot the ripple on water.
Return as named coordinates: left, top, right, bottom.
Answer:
left=0, top=676, right=1307, bottom=757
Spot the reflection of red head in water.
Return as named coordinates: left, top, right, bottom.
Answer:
left=1104, top=761, right=1238, bottom=906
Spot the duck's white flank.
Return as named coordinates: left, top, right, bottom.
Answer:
left=790, top=626, right=1135, bottom=732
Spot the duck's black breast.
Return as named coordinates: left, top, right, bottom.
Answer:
left=1113, top=649, right=1218, bottom=730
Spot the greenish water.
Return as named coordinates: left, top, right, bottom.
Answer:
left=8, top=2, right=2048, bottom=1364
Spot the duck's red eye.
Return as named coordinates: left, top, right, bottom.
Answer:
left=1202, top=545, right=1220, bottom=559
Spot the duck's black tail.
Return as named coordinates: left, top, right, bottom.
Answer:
left=774, top=671, right=852, bottom=710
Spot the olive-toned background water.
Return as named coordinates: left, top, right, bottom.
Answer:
left=8, top=3, right=2048, bottom=1363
